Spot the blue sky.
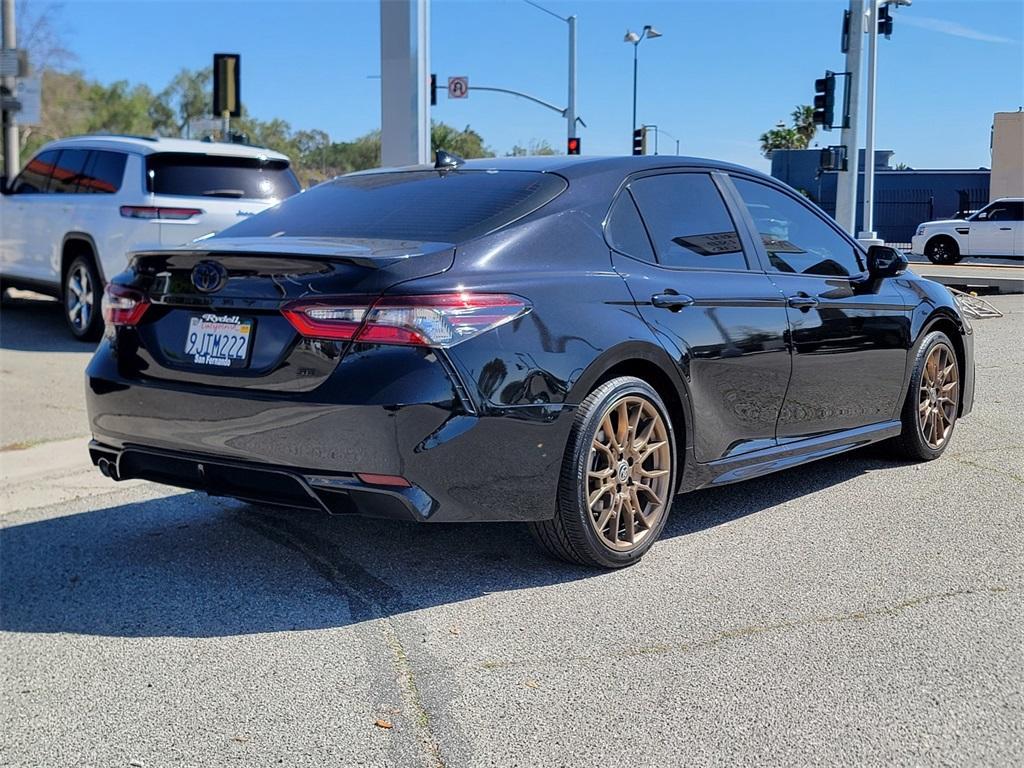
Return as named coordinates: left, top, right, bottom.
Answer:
left=48, top=0, right=1024, bottom=171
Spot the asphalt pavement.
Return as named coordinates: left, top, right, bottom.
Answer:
left=1, top=293, right=1022, bottom=767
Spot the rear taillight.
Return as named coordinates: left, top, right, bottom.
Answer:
left=120, top=206, right=203, bottom=220
left=102, top=284, right=150, bottom=327
left=281, top=292, right=529, bottom=348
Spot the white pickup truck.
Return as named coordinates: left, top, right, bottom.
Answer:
left=911, top=198, right=1023, bottom=264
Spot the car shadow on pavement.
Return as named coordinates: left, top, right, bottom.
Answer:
left=0, top=446, right=902, bottom=639
left=0, top=293, right=97, bottom=353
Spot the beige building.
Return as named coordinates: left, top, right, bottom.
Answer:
left=990, top=111, right=1024, bottom=201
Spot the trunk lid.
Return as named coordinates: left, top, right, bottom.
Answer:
left=119, top=236, right=455, bottom=391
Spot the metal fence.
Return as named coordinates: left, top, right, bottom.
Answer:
left=817, top=186, right=990, bottom=246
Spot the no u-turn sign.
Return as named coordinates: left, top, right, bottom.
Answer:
left=448, top=76, right=469, bottom=99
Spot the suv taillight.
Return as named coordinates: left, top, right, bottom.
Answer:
left=102, top=284, right=150, bottom=327
left=120, top=206, right=203, bottom=220
left=282, top=293, right=530, bottom=348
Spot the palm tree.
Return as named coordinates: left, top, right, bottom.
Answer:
left=791, top=104, right=816, bottom=148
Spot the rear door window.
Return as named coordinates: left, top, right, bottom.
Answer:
left=78, top=150, right=128, bottom=193
left=11, top=150, right=59, bottom=193
left=146, top=153, right=300, bottom=200
left=628, top=173, right=749, bottom=270
left=606, top=190, right=656, bottom=262
left=49, top=149, right=91, bottom=194
left=221, top=170, right=568, bottom=243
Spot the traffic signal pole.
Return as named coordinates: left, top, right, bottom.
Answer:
left=859, top=0, right=880, bottom=241
left=567, top=14, right=577, bottom=146
left=834, top=0, right=864, bottom=237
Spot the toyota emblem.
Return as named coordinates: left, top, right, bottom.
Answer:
left=191, top=261, right=227, bottom=293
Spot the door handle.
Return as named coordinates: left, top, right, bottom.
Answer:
left=651, top=292, right=695, bottom=311
left=999, top=227, right=1012, bottom=231
left=786, top=294, right=819, bottom=310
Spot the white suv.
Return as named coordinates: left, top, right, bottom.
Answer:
left=911, top=198, right=1024, bottom=265
left=0, top=135, right=300, bottom=339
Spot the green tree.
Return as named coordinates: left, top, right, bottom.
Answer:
left=155, top=67, right=212, bottom=136
left=431, top=122, right=492, bottom=159
left=791, top=105, right=816, bottom=147
left=507, top=139, right=559, bottom=156
left=760, top=105, right=816, bottom=158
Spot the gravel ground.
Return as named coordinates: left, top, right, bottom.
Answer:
left=1, top=294, right=1021, bottom=767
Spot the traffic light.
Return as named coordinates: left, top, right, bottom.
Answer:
left=632, top=127, right=646, bottom=156
left=878, top=4, right=893, bottom=38
left=813, top=73, right=836, bottom=130
left=567, top=137, right=581, bottom=155
left=430, top=74, right=437, bottom=107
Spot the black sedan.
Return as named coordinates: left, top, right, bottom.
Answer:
left=86, top=154, right=974, bottom=568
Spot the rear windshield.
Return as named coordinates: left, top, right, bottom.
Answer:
left=145, top=152, right=300, bottom=200
left=218, top=170, right=568, bottom=243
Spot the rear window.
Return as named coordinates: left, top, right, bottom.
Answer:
left=219, top=170, right=568, bottom=243
left=145, top=153, right=300, bottom=200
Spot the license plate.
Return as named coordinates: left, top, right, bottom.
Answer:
left=185, top=314, right=253, bottom=368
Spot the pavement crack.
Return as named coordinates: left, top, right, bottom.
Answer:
left=231, top=507, right=445, bottom=767
left=480, top=585, right=1012, bottom=671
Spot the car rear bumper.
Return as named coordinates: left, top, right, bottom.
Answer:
left=85, top=340, right=574, bottom=523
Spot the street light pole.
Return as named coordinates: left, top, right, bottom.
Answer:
left=625, top=25, right=662, bottom=143
left=631, top=42, right=638, bottom=134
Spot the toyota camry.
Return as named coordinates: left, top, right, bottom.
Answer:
left=86, top=153, right=974, bottom=568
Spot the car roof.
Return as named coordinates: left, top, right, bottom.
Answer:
left=353, top=154, right=775, bottom=182
left=34, top=134, right=291, bottom=161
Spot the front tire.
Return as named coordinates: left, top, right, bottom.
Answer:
left=891, top=331, right=960, bottom=461
left=63, top=253, right=104, bottom=341
left=528, top=376, right=677, bottom=568
left=925, top=236, right=961, bottom=265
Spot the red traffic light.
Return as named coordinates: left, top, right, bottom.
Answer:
left=567, top=137, right=581, bottom=155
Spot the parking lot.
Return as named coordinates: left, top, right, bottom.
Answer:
left=1, top=292, right=1022, bottom=766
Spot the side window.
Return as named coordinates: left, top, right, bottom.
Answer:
left=732, top=177, right=863, bottom=277
left=49, top=149, right=90, bottom=194
left=628, top=173, right=748, bottom=270
left=985, top=202, right=1023, bottom=222
left=11, top=150, right=60, bottom=194
left=78, top=151, right=128, bottom=194
left=606, top=190, right=655, bottom=262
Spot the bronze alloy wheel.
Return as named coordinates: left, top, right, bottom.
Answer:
left=586, top=396, right=672, bottom=551
left=918, top=342, right=959, bottom=449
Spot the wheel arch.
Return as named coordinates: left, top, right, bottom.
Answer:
left=915, top=309, right=968, bottom=416
left=568, top=341, right=692, bottom=485
left=60, top=233, right=105, bottom=291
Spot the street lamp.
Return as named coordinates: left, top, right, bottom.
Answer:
left=624, top=24, right=662, bottom=137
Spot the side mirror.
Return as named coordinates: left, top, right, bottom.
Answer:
left=867, top=245, right=908, bottom=279
left=975, top=211, right=988, bottom=220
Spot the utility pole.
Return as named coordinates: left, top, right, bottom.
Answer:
left=858, top=0, right=880, bottom=242
left=1, top=0, right=17, bottom=181
left=834, top=0, right=864, bottom=237
left=380, top=0, right=430, bottom=167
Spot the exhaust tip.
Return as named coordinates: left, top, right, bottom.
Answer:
left=97, top=457, right=120, bottom=481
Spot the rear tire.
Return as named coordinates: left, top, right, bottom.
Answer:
left=890, top=331, right=960, bottom=461
left=63, top=252, right=104, bottom=341
left=925, top=236, right=961, bottom=265
left=528, top=376, right=677, bottom=568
